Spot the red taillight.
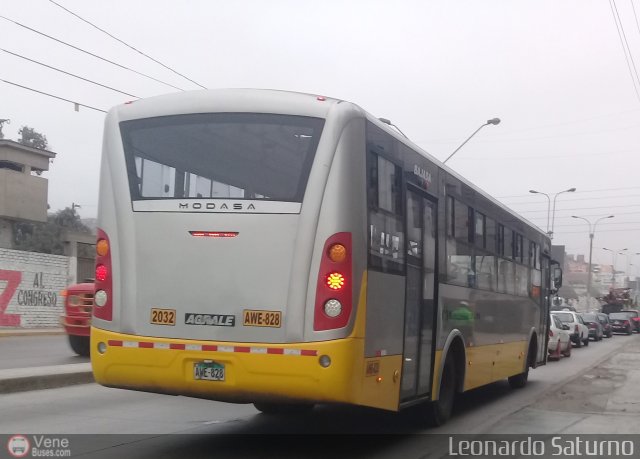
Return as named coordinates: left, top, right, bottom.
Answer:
left=549, top=329, right=554, bottom=337
left=314, top=232, right=352, bottom=331
left=95, top=264, right=108, bottom=282
left=575, top=325, right=579, bottom=333
left=326, top=272, right=345, bottom=290
left=93, top=228, right=113, bottom=321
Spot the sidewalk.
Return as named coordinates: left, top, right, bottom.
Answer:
left=0, top=327, right=66, bottom=337
left=0, top=327, right=93, bottom=393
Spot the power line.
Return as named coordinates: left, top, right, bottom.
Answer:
left=550, top=221, right=640, bottom=228
left=0, top=78, right=107, bottom=113
left=454, top=148, right=638, bottom=161
left=632, top=0, right=640, bottom=40
left=532, top=210, right=640, bottom=219
left=496, top=186, right=640, bottom=199
left=1, top=48, right=139, bottom=98
left=501, top=193, right=640, bottom=206
left=512, top=203, right=640, bottom=214
left=554, top=227, right=640, bottom=234
left=609, top=0, right=640, bottom=101
left=47, top=0, right=206, bottom=89
left=0, top=15, right=184, bottom=92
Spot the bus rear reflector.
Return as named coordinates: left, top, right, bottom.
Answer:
left=314, top=232, right=352, bottom=331
left=93, top=228, right=113, bottom=321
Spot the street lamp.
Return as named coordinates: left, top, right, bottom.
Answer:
left=529, top=187, right=576, bottom=238
left=602, top=247, right=628, bottom=288
left=571, top=214, right=614, bottom=307
left=443, top=118, right=501, bottom=164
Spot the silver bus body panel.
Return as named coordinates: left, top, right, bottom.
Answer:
left=95, top=90, right=368, bottom=343
left=302, top=114, right=368, bottom=341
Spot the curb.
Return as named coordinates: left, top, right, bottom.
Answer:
left=0, top=328, right=66, bottom=338
left=0, top=363, right=94, bottom=394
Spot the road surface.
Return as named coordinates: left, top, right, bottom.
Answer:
left=1, top=333, right=638, bottom=458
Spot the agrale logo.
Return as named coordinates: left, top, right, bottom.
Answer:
left=7, top=435, right=30, bottom=458
left=185, top=313, right=235, bottom=326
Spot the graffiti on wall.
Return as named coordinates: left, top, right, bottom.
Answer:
left=0, top=270, right=60, bottom=326
left=0, top=269, right=22, bottom=326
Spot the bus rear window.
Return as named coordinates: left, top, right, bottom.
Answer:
left=120, top=113, right=324, bottom=202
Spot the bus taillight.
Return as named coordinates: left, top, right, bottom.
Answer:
left=95, top=265, right=108, bottom=282
left=314, top=233, right=352, bottom=331
left=93, top=228, right=113, bottom=321
left=326, top=272, right=345, bottom=290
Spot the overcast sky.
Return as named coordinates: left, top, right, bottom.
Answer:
left=1, top=0, right=640, bottom=272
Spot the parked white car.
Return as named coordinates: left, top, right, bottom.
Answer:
left=548, top=314, right=572, bottom=359
left=551, top=310, right=589, bottom=347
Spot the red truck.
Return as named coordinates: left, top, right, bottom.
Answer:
left=60, top=282, right=94, bottom=356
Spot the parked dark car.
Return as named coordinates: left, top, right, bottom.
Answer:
left=619, top=310, right=640, bottom=333
left=608, top=312, right=634, bottom=335
left=596, top=312, right=613, bottom=338
left=580, top=313, right=604, bottom=341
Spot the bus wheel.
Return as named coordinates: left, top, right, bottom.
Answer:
left=253, top=402, right=314, bottom=415
left=68, top=335, right=90, bottom=357
left=424, top=353, right=456, bottom=427
left=508, top=341, right=534, bottom=389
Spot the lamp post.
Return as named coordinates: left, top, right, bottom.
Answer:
left=571, top=215, right=614, bottom=307
left=602, top=247, right=628, bottom=288
left=529, top=187, right=576, bottom=238
left=529, top=190, right=551, bottom=233
left=443, top=118, right=501, bottom=164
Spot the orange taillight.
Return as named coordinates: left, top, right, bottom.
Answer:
left=96, top=239, right=109, bottom=256
left=328, top=243, right=347, bottom=263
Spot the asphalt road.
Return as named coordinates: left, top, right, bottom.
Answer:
left=0, top=334, right=89, bottom=370
left=1, top=333, right=638, bottom=458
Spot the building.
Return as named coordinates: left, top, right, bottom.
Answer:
left=0, top=139, right=56, bottom=248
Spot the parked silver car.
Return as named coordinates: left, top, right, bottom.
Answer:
left=551, top=311, right=589, bottom=347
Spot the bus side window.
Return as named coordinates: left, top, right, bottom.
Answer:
left=446, top=198, right=475, bottom=287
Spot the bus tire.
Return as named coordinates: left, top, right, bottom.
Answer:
left=424, top=353, right=456, bottom=427
left=253, top=402, right=314, bottom=415
left=68, top=335, right=90, bottom=357
left=508, top=339, right=535, bottom=389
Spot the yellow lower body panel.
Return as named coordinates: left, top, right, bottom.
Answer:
left=462, top=341, right=528, bottom=391
left=91, top=327, right=401, bottom=411
left=431, top=341, right=528, bottom=396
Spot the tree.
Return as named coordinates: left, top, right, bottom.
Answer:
left=18, top=125, right=49, bottom=150
left=13, top=207, right=92, bottom=255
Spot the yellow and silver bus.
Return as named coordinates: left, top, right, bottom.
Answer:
left=91, top=89, right=558, bottom=425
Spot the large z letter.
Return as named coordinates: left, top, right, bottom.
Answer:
left=0, top=270, right=22, bottom=326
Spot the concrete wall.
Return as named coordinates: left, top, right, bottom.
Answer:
left=0, top=248, right=70, bottom=328
left=0, top=169, right=49, bottom=222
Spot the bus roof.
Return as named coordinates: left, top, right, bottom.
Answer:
left=110, top=88, right=546, bottom=240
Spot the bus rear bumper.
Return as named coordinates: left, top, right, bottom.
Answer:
left=90, top=327, right=367, bottom=405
